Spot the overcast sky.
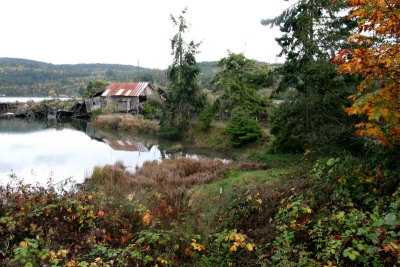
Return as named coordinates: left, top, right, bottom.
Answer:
left=0, top=0, right=296, bottom=69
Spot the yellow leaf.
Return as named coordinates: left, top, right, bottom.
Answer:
left=246, top=243, right=254, bottom=251
left=390, top=242, right=398, bottom=250
left=365, top=177, right=374, bottom=183
left=229, top=244, right=238, bottom=252
left=19, top=241, right=30, bottom=247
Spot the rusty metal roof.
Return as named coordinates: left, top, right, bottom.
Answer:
left=105, top=139, right=149, bottom=152
left=101, top=82, right=152, bottom=97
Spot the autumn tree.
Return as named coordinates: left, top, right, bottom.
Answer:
left=332, top=0, right=400, bottom=147
left=48, top=89, right=57, bottom=97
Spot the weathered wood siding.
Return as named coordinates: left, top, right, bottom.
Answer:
left=140, top=86, right=153, bottom=96
left=102, top=96, right=138, bottom=113
left=85, top=96, right=102, bottom=112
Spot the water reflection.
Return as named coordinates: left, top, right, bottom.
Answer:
left=0, top=118, right=228, bottom=186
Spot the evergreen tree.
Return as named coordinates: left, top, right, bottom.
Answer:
left=262, top=0, right=361, bottom=152
left=159, top=9, right=206, bottom=137
left=212, top=53, right=272, bottom=122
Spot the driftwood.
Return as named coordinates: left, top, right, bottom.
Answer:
left=1, top=100, right=89, bottom=119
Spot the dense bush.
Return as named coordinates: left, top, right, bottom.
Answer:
left=197, top=104, right=214, bottom=132
left=141, top=96, right=162, bottom=120
left=269, top=156, right=400, bottom=266
left=0, top=183, right=144, bottom=266
left=225, top=113, right=263, bottom=147
left=89, top=108, right=103, bottom=118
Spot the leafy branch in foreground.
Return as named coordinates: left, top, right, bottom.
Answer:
left=332, top=0, right=400, bottom=147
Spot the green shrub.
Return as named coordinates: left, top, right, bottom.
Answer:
left=90, top=108, right=103, bottom=118
left=142, top=99, right=161, bottom=120
left=225, top=113, right=262, bottom=147
left=197, top=104, right=214, bottom=132
left=269, top=156, right=400, bottom=266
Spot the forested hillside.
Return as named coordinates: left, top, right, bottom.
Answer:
left=0, top=58, right=222, bottom=96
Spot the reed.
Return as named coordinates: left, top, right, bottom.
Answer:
left=93, top=114, right=159, bottom=134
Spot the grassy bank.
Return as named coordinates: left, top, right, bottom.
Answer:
left=91, top=113, right=271, bottom=159
left=184, top=120, right=271, bottom=158
left=92, top=114, right=159, bottom=134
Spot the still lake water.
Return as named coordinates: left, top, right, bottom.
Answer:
left=0, top=118, right=227, bottom=186
left=0, top=97, right=72, bottom=103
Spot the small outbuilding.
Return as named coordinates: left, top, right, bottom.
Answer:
left=85, top=82, right=154, bottom=113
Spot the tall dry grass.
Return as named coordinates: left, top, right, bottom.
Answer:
left=87, top=158, right=263, bottom=216
left=93, top=114, right=159, bottom=134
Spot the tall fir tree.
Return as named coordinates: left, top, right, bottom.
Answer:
left=159, top=9, right=205, bottom=138
left=262, top=0, right=361, bottom=152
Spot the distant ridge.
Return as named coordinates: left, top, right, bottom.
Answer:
left=0, top=57, right=167, bottom=97
left=0, top=57, right=277, bottom=97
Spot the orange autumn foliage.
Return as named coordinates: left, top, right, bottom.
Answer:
left=331, top=0, right=400, bottom=146
left=142, top=213, right=151, bottom=224
left=97, top=210, right=105, bottom=216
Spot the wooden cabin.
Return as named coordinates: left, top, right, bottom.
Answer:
left=85, top=82, right=154, bottom=113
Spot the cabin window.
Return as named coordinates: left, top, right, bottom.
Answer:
left=139, top=96, right=147, bottom=102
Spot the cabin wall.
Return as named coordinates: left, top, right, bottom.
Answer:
left=101, top=96, right=140, bottom=113
left=84, top=96, right=102, bottom=113
left=131, top=97, right=139, bottom=113
left=140, top=86, right=153, bottom=96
